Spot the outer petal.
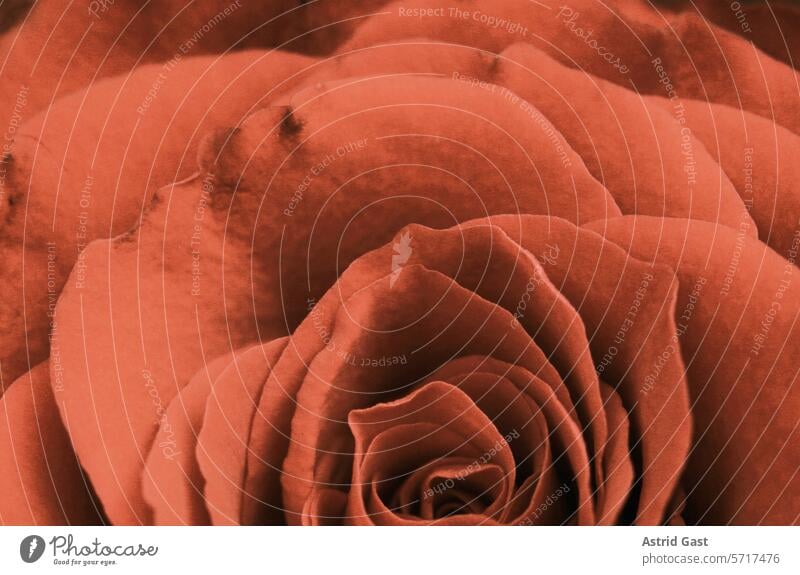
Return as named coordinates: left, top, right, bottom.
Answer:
left=0, top=0, right=372, bottom=128
left=52, top=173, right=268, bottom=524
left=344, top=0, right=800, bottom=133
left=300, top=40, right=750, bottom=233
left=589, top=216, right=800, bottom=524
left=208, top=72, right=618, bottom=334
left=481, top=215, right=692, bottom=525
left=197, top=337, right=289, bottom=525
left=652, top=97, right=800, bottom=261
left=494, top=42, right=752, bottom=234
left=141, top=351, right=241, bottom=526
left=11, top=50, right=313, bottom=245
left=0, top=363, right=102, bottom=525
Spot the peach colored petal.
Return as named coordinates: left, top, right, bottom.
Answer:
left=197, top=338, right=288, bottom=526
left=589, top=216, right=800, bottom=524
left=495, top=42, right=752, bottom=233
left=429, top=358, right=595, bottom=525
left=52, top=174, right=267, bottom=524
left=653, top=97, right=800, bottom=261
left=0, top=363, right=102, bottom=525
left=303, top=40, right=751, bottom=232
left=141, top=351, right=240, bottom=526
left=204, top=72, right=619, bottom=330
left=344, top=1, right=800, bottom=133
left=479, top=215, right=691, bottom=525
left=280, top=264, right=565, bottom=522
left=596, top=382, right=635, bottom=525
left=346, top=382, right=514, bottom=525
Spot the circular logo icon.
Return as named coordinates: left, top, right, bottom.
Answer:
left=20, top=535, right=46, bottom=563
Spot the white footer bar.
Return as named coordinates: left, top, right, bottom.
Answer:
left=1, top=526, right=797, bottom=574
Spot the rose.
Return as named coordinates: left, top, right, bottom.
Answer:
left=0, top=0, right=798, bottom=525
left=235, top=216, right=687, bottom=525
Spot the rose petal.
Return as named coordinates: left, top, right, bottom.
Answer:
left=302, top=488, right=349, bottom=526
left=424, top=366, right=549, bottom=482
left=141, top=350, right=240, bottom=526
left=206, top=72, right=620, bottom=331
left=589, top=215, right=800, bottom=524
left=303, top=39, right=751, bottom=232
left=393, top=456, right=505, bottom=520
left=654, top=97, right=800, bottom=261
left=428, top=356, right=595, bottom=525
left=197, top=337, right=288, bottom=525
left=388, top=223, right=604, bottom=453
left=52, top=173, right=268, bottom=524
left=13, top=50, right=313, bottom=245
left=479, top=215, right=691, bottom=525
left=279, top=261, right=567, bottom=522
left=345, top=1, right=800, bottom=134
left=0, top=363, right=103, bottom=525
left=693, top=0, right=800, bottom=66
left=596, top=382, right=634, bottom=525
left=494, top=42, right=752, bottom=233
left=0, top=237, right=69, bottom=386
left=0, top=0, right=359, bottom=119
left=346, top=381, right=515, bottom=524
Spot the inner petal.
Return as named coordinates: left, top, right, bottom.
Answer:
left=281, top=263, right=562, bottom=520
left=420, top=463, right=507, bottom=520
left=347, top=382, right=516, bottom=525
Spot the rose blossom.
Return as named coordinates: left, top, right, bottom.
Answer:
left=0, top=0, right=798, bottom=526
